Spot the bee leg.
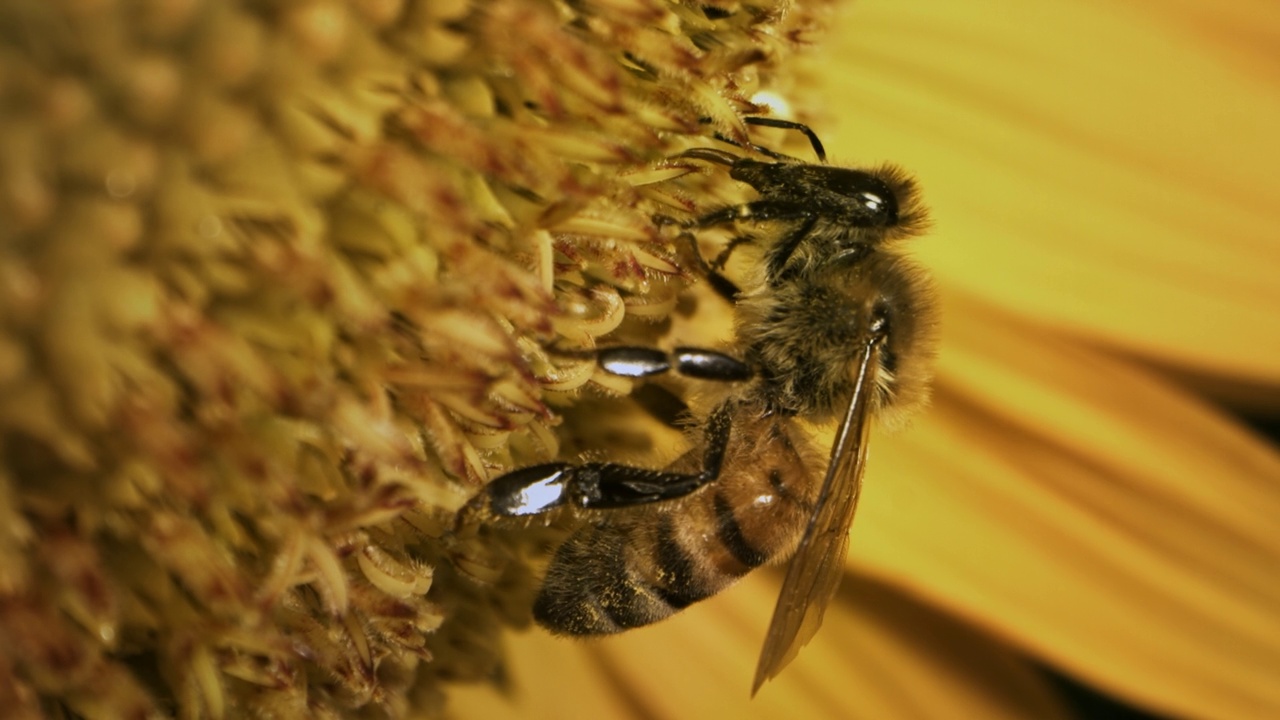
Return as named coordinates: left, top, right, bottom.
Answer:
left=654, top=210, right=742, bottom=300
left=742, top=117, right=828, bottom=163
left=580, top=401, right=732, bottom=509
left=544, top=344, right=752, bottom=383
left=682, top=231, right=742, bottom=302
left=692, top=202, right=819, bottom=285
left=710, top=236, right=753, bottom=271
left=484, top=403, right=734, bottom=517
left=764, top=214, right=819, bottom=283
left=595, top=346, right=752, bottom=382
left=478, top=351, right=746, bottom=517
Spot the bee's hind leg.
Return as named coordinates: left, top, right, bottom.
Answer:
left=483, top=403, right=734, bottom=516
left=478, top=347, right=750, bottom=518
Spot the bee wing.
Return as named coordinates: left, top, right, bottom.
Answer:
left=751, top=337, right=881, bottom=695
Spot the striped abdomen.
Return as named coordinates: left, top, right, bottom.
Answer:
left=534, top=416, right=821, bottom=635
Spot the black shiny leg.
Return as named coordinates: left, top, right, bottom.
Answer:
left=549, top=345, right=753, bottom=383
left=483, top=403, right=734, bottom=517
left=596, top=346, right=752, bottom=381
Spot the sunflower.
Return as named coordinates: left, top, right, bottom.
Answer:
left=3, top=0, right=1276, bottom=717
left=449, top=2, right=1280, bottom=719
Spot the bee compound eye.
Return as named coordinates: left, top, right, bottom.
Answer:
left=857, top=191, right=886, bottom=213
left=827, top=169, right=899, bottom=226
left=859, top=190, right=900, bottom=226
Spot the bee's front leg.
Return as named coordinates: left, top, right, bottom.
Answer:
left=482, top=402, right=733, bottom=518
left=678, top=230, right=744, bottom=302
left=690, top=204, right=819, bottom=287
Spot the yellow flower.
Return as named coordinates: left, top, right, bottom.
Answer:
left=450, top=2, right=1280, bottom=718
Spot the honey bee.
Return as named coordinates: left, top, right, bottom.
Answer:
left=472, top=117, right=936, bottom=693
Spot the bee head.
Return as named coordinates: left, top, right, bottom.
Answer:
left=822, top=169, right=900, bottom=227
left=725, top=159, right=928, bottom=241
left=859, top=164, right=929, bottom=242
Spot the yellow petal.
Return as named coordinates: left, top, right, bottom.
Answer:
left=448, top=570, right=1070, bottom=720
left=445, top=627, right=651, bottom=719
left=852, top=289, right=1280, bottom=718
left=821, top=0, right=1280, bottom=393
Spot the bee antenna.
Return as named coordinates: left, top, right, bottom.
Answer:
left=693, top=114, right=828, bottom=163
left=674, top=147, right=740, bottom=167
left=743, top=117, right=827, bottom=163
